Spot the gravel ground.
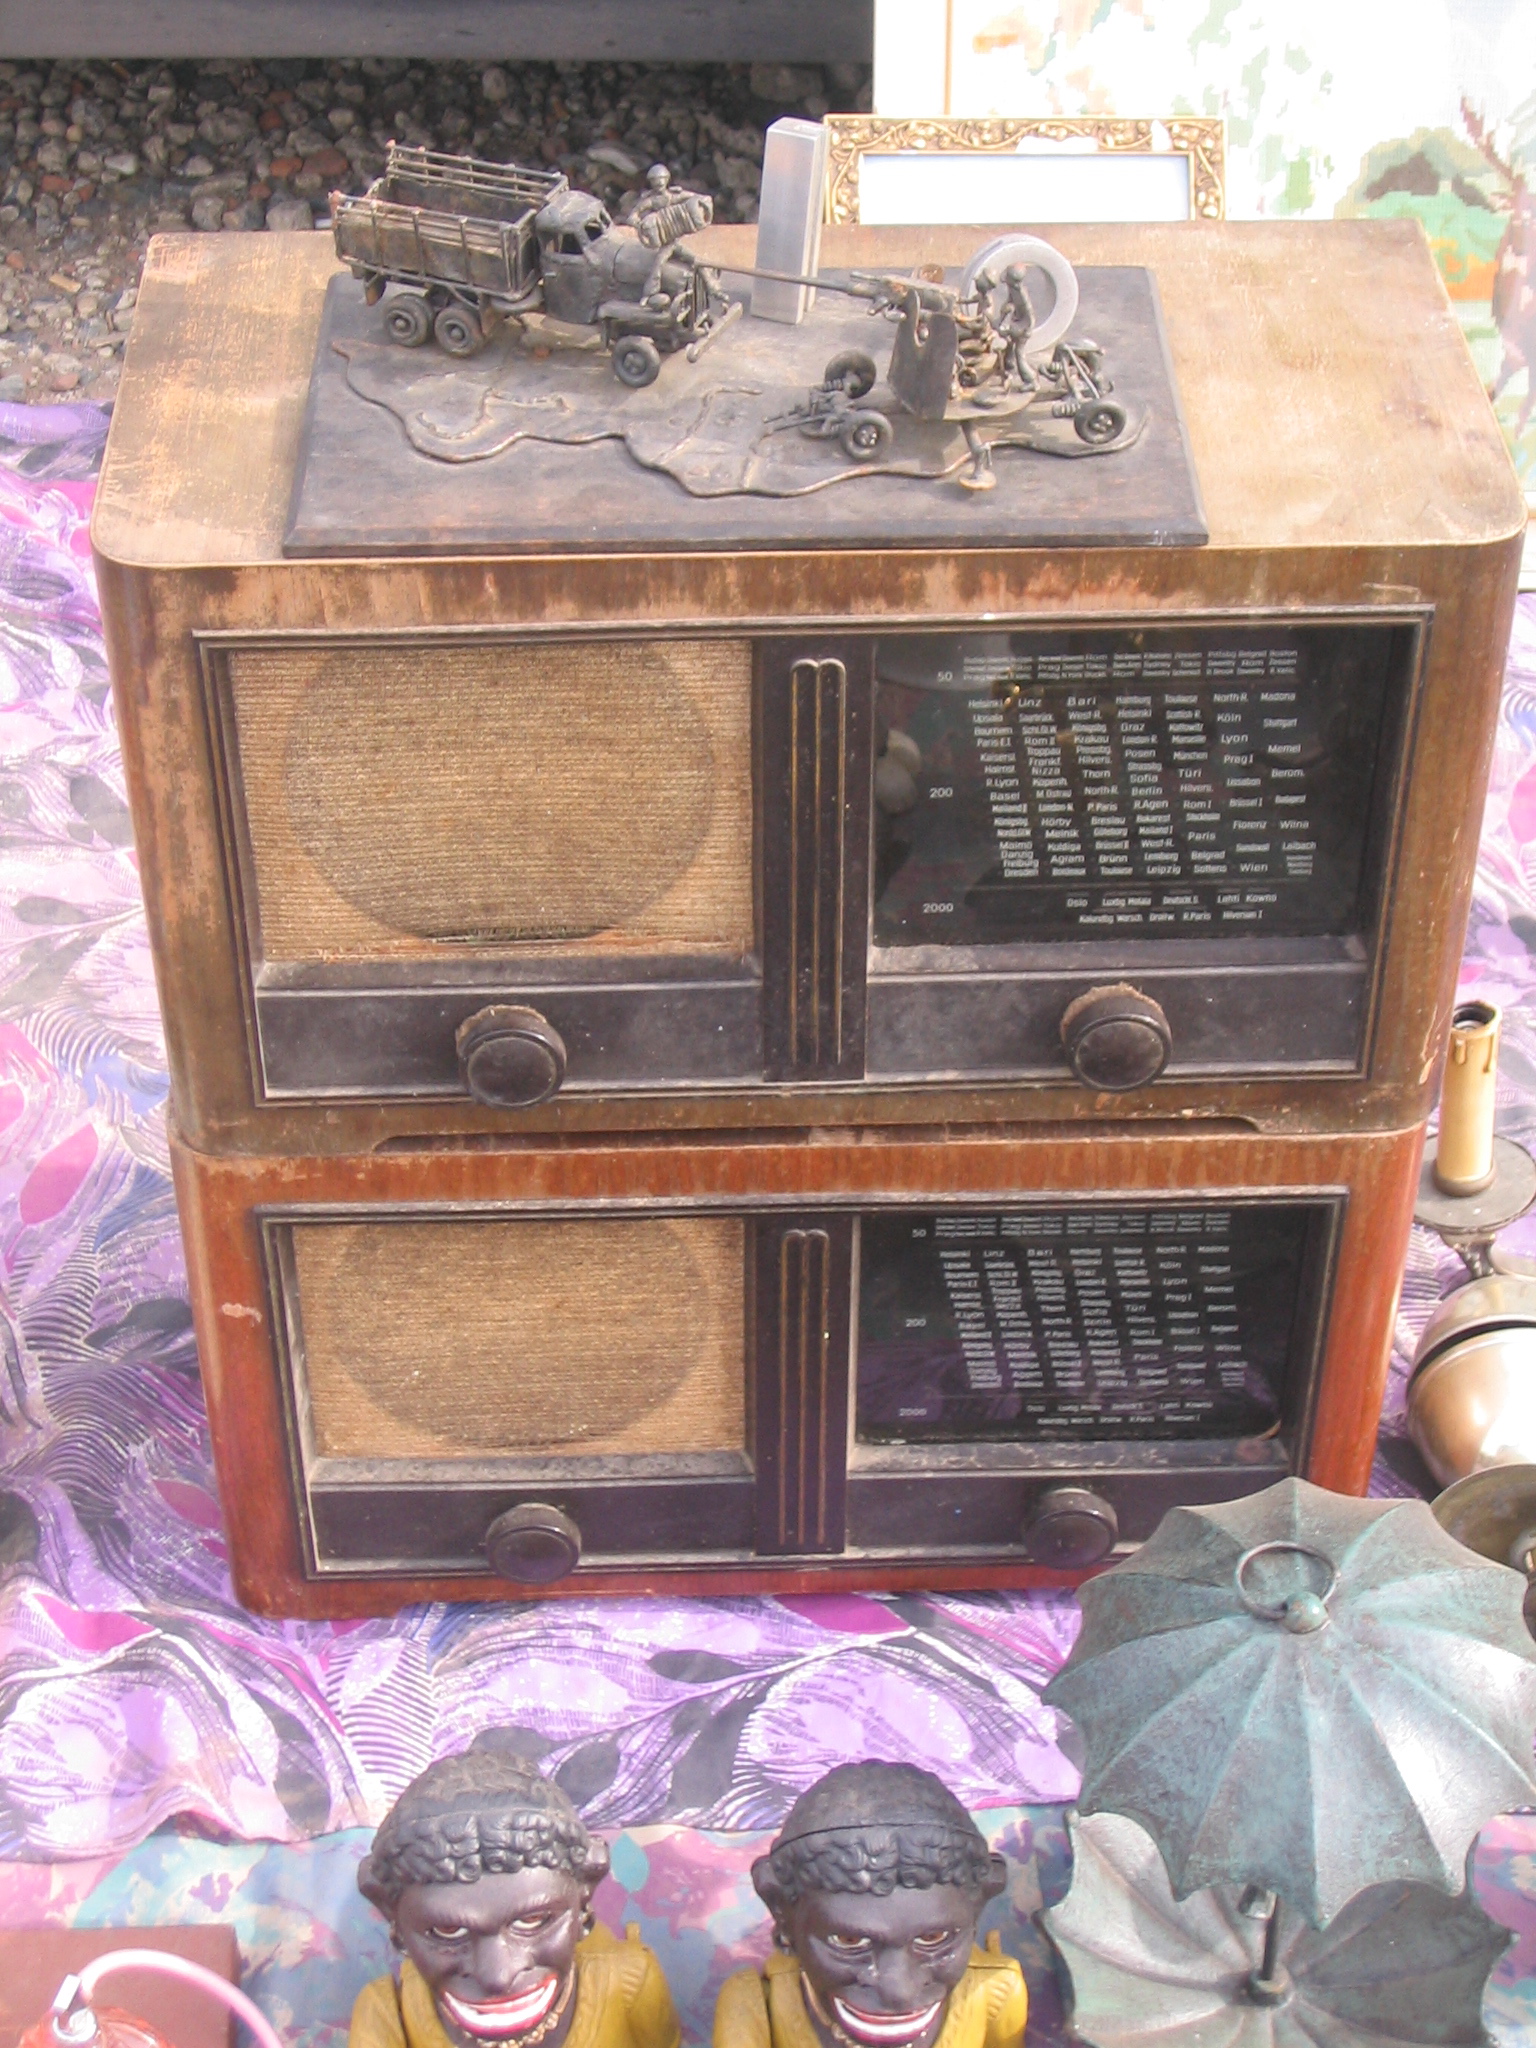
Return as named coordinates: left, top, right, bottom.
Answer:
left=0, top=55, right=871, bottom=405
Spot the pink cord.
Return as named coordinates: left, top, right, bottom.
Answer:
left=71, top=1950, right=284, bottom=2048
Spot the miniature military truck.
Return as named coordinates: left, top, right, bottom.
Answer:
left=331, top=143, right=736, bottom=383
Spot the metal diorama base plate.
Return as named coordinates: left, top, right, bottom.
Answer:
left=284, top=264, right=1208, bottom=555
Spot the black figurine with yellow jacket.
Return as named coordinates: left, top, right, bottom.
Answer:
left=348, top=1734, right=679, bottom=2048
left=714, top=1763, right=1027, bottom=2048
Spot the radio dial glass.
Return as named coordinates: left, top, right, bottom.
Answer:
left=857, top=1202, right=1315, bottom=1445
left=871, top=625, right=1397, bottom=948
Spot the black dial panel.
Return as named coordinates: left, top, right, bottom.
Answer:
left=857, top=1202, right=1318, bottom=1444
left=871, top=623, right=1400, bottom=948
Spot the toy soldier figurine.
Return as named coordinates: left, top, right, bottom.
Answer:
left=627, top=163, right=714, bottom=306
left=952, top=268, right=1002, bottom=393
left=350, top=1735, right=680, bottom=2048
left=994, top=267, right=1037, bottom=390
left=713, top=1762, right=1026, bottom=2048
left=629, top=164, right=678, bottom=227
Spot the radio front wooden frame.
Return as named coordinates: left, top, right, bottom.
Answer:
left=194, top=609, right=1425, bottom=1110
left=95, top=221, right=1525, bottom=1153
left=172, top=1117, right=1425, bottom=1618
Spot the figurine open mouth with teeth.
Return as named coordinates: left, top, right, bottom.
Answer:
left=714, top=1763, right=1026, bottom=2048
left=350, top=1733, right=679, bottom=2048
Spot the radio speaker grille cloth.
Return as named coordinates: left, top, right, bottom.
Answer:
left=290, top=1215, right=746, bottom=1460
left=225, top=638, right=754, bottom=960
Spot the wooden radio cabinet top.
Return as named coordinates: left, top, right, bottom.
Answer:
left=96, top=220, right=1524, bottom=567
left=94, top=222, right=1525, bottom=1149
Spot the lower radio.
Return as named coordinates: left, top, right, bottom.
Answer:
left=170, top=1119, right=1423, bottom=1615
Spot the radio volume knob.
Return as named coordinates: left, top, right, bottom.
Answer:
left=1023, top=1487, right=1119, bottom=1568
left=1060, top=984, right=1171, bottom=1092
left=457, top=1005, right=567, bottom=1107
left=485, top=1503, right=583, bottom=1584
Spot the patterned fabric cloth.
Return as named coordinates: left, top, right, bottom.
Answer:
left=1, top=404, right=1535, bottom=2039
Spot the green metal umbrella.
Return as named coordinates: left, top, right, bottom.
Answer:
left=1041, top=1809, right=1511, bottom=2047
left=1043, top=1478, right=1536, bottom=1932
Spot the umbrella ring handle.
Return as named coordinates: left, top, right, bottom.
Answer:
left=1234, top=1542, right=1338, bottom=1632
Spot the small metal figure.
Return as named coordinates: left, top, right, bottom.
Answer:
left=993, top=267, right=1037, bottom=389
left=712, top=1762, right=1026, bottom=2048
left=620, top=165, right=716, bottom=315
left=628, top=164, right=680, bottom=229
left=349, top=1735, right=680, bottom=2048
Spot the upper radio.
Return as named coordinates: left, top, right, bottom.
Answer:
left=93, top=219, right=1524, bottom=1148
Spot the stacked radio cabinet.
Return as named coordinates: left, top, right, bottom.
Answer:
left=95, top=218, right=1526, bottom=1616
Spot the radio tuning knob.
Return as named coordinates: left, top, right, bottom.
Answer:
left=456, top=1005, right=568, bottom=1107
left=485, top=1503, right=583, bottom=1585
left=1060, top=984, right=1171, bottom=1092
left=1023, top=1487, right=1119, bottom=1568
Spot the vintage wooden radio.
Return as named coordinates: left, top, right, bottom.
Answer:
left=93, top=219, right=1524, bottom=1150
left=173, top=1120, right=1421, bottom=1615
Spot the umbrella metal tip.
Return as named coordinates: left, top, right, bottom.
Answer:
left=1280, top=1592, right=1329, bottom=1634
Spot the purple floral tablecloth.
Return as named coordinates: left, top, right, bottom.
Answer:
left=1, top=399, right=1535, bottom=2042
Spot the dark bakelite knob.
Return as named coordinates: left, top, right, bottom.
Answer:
left=1023, top=1487, right=1119, bottom=1568
left=457, top=1005, right=567, bottom=1107
left=1060, top=984, right=1171, bottom=1092
left=485, top=1503, right=583, bottom=1584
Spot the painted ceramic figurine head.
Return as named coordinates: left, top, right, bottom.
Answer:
left=751, top=1763, right=1006, bottom=2048
left=359, top=1737, right=609, bottom=2048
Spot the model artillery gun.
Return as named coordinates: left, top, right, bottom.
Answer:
left=331, top=145, right=740, bottom=384
left=749, top=235, right=1128, bottom=487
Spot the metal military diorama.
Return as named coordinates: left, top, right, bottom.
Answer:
left=1039, top=1476, right=1536, bottom=2046
left=319, top=144, right=1140, bottom=500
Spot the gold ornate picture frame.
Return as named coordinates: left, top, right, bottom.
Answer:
left=823, top=116, right=1226, bottom=226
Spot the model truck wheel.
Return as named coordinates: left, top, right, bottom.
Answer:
left=384, top=294, right=432, bottom=347
left=434, top=305, right=485, bottom=357
left=612, top=335, right=663, bottom=387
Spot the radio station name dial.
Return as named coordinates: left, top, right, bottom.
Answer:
left=1060, top=984, right=1172, bottom=1092
left=456, top=1005, right=569, bottom=1107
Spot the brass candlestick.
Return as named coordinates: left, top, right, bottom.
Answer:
left=1410, top=1003, right=1536, bottom=1625
left=1415, top=1000, right=1534, bottom=1276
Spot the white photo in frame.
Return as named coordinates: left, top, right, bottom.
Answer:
left=822, top=115, right=1225, bottom=225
